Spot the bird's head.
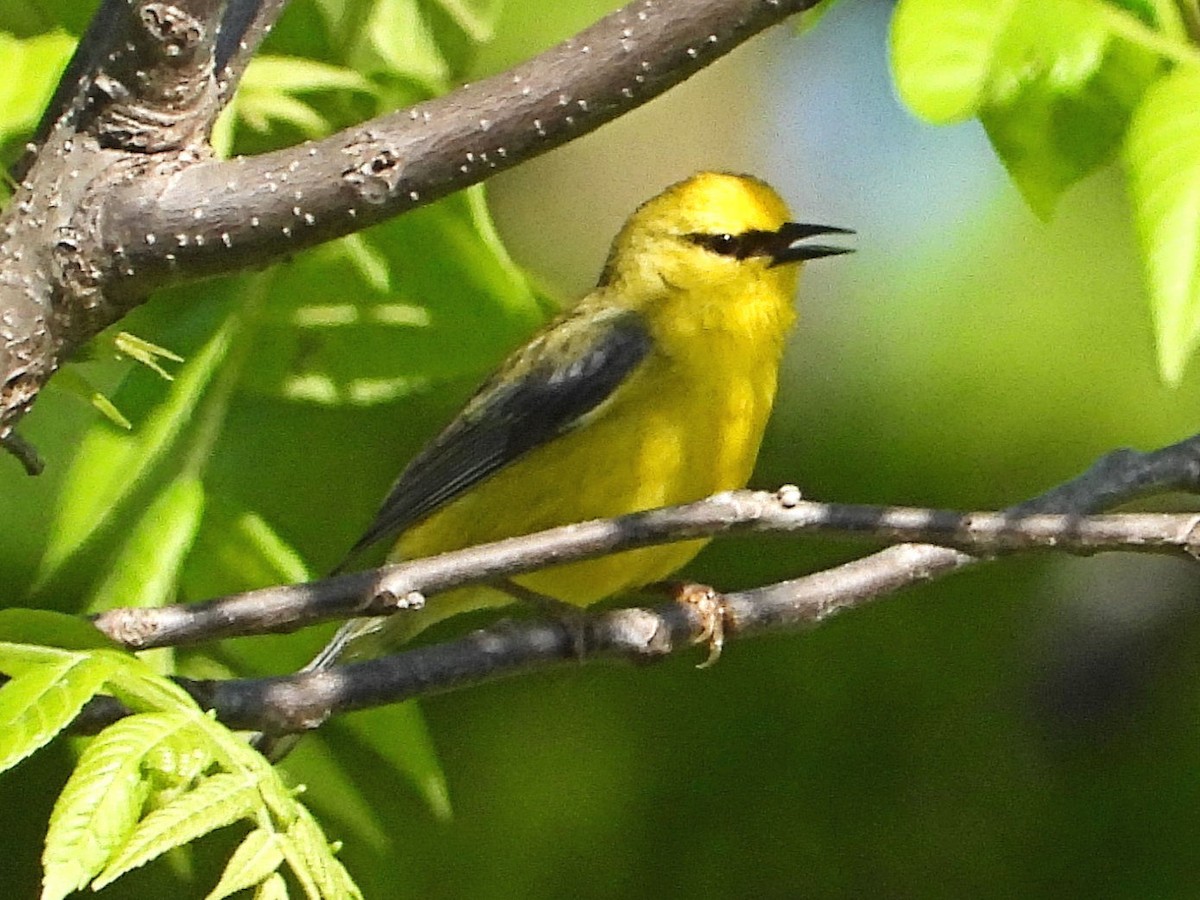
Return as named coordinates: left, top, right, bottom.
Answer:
left=598, top=171, right=852, bottom=297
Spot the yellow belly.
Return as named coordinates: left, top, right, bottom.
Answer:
left=396, top=343, right=778, bottom=606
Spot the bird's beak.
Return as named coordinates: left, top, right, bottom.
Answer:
left=768, top=222, right=855, bottom=267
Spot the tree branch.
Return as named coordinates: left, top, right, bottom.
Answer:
left=99, top=0, right=822, bottom=296
left=13, top=1, right=1200, bottom=741
left=1, top=0, right=226, bottom=449
left=91, top=489, right=1200, bottom=652
left=0, top=0, right=819, bottom=455
left=214, top=0, right=290, bottom=100
left=71, top=430, right=1200, bottom=736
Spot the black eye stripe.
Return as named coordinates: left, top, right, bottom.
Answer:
left=686, top=230, right=778, bottom=260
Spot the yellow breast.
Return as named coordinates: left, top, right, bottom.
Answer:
left=398, top=267, right=798, bottom=606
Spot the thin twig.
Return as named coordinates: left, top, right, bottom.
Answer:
left=215, top=0, right=291, bottom=100
left=90, top=490, right=1200, bottom=652
left=78, top=432, right=1200, bottom=735
left=54, top=429, right=1200, bottom=735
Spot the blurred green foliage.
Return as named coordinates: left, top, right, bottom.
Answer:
left=4, top=0, right=1200, bottom=897
left=892, top=0, right=1200, bottom=382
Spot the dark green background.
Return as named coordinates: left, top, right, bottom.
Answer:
left=4, top=0, right=1200, bottom=897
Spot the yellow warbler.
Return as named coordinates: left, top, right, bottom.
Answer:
left=310, top=171, right=850, bottom=669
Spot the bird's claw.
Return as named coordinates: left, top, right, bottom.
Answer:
left=671, top=582, right=727, bottom=668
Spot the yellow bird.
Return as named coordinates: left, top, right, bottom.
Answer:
left=309, top=171, right=851, bottom=669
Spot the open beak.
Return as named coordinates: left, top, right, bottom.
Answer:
left=768, top=222, right=855, bottom=267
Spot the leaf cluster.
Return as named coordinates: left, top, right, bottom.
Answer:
left=892, top=0, right=1200, bottom=382
left=0, top=612, right=356, bottom=898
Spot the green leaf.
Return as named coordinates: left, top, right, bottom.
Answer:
left=891, top=0, right=1164, bottom=216
left=243, top=55, right=378, bottom=94
left=139, top=720, right=218, bottom=799
left=365, top=0, right=450, bottom=90
left=216, top=55, right=379, bottom=150
left=281, top=804, right=362, bottom=900
left=87, top=477, right=206, bottom=613
left=90, top=392, right=134, bottom=429
left=94, top=772, right=259, bottom=888
left=42, top=712, right=194, bottom=899
left=0, top=30, right=76, bottom=147
left=241, top=189, right=541, bottom=406
left=182, top=500, right=311, bottom=599
left=239, top=91, right=333, bottom=137
left=0, top=641, right=74, bottom=676
left=0, top=609, right=116, bottom=650
left=113, top=331, right=185, bottom=381
left=891, top=0, right=1014, bottom=122
left=281, top=735, right=389, bottom=854
left=0, top=1, right=93, bottom=34
left=206, top=829, right=287, bottom=900
left=101, top=655, right=202, bottom=714
left=979, top=5, right=1162, bottom=216
left=255, top=871, right=290, bottom=900
left=431, top=0, right=504, bottom=43
left=37, top=315, right=236, bottom=585
left=341, top=232, right=391, bottom=292
left=45, top=366, right=133, bottom=430
left=1125, top=66, right=1200, bottom=383
left=336, top=702, right=451, bottom=821
left=0, top=652, right=115, bottom=775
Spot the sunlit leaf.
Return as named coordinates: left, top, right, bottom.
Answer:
left=206, top=828, right=286, bottom=900
left=366, top=0, right=450, bottom=90
left=432, top=0, right=504, bottom=43
left=95, top=772, right=259, bottom=887
left=87, top=477, right=206, bottom=613
left=255, top=871, right=290, bottom=900
left=0, top=30, right=76, bottom=148
left=282, top=804, right=362, bottom=900
left=0, top=652, right=115, bottom=774
left=113, top=331, right=184, bottom=381
left=0, top=609, right=116, bottom=650
left=244, top=55, right=378, bottom=94
left=892, top=0, right=1164, bottom=215
left=280, top=734, right=390, bottom=854
left=42, top=712, right=193, bottom=899
left=891, top=0, right=1013, bottom=122
left=37, top=315, right=235, bottom=585
left=1125, top=67, right=1200, bottom=383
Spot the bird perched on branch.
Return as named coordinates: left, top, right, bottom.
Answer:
left=306, top=171, right=851, bottom=671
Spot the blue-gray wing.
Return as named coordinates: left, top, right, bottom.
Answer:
left=336, top=306, right=652, bottom=569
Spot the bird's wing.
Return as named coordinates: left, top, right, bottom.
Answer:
left=337, top=305, right=652, bottom=567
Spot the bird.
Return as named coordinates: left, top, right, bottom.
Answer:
left=307, top=171, right=851, bottom=672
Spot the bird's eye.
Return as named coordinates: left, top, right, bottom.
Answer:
left=688, top=232, right=743, bottom=258
left=711, top=233, right=737, bottom=254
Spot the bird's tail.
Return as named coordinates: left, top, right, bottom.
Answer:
left=250, top=619, right=383, bottom=761
left=301, top=617, right=385, bottom=672
left=255, top=585, right=509, bottom=761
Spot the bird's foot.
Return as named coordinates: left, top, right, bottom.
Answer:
left=648, top=581, right=728, bottom=668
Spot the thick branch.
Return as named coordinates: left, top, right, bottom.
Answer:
left=0, top=0, right=817, bottom=455
left=0, top=0, right=226, bottom=446
left=99, top=0, right=820, bottom=297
